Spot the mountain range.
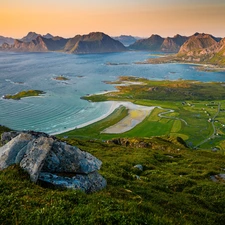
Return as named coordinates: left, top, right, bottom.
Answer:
left=129, top=34, right=189, bottom=52
left=0, top=32, right=126, bottom=54
left=0, top=32, right=225, bottom=65
left=177, top=33, right=225, bottom=65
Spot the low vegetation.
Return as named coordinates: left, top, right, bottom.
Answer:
left=1, top=134, right=225, bottom=224
left=3, top=90, right=45, bottom=100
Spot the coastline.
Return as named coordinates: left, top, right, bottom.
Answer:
left=50, top=101, right=125, bottom=135
left=51, top=101, right=155, bottom=135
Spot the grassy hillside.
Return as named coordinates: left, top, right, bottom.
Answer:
left=1, top=136, right=225, bottom=224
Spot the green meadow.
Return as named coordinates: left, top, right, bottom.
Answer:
left=63, top=77, right=225, bottom=151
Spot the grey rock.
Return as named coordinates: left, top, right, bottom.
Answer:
left=0, top=133, right=33, bottom=170
left=211, top=174, right=225, bottom=182
left=0, top=131, right=106, bottom=192
left=134, top=164, right=143, bottom=171
left=1, top=131, right=20, bottom=144
left=42, top=141, right=102, bottom=174
left=20, top=136, right=54, bottom=182
left=39, top=171, right=107, bottom=193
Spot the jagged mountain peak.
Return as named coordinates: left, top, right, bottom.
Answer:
left=43, top=33, right=54, bottom=39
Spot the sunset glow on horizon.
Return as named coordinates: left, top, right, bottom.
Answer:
left=1, top=0, right=225, bottom=38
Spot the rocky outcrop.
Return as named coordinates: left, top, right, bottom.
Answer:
left=64, top=32, right=127, bottom=54
left=0, top=131, right=106, bottom=193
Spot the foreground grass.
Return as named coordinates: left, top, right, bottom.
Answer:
left=1, top=137, right=225, bottom=224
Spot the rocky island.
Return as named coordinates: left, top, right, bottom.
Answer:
left=2, top=90, right=45, bottom=100
left=53, top=75, right=69, bottom=81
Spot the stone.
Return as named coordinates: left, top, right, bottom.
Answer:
left=1, top=131, right=20, bottom=144
left=42, top=141, right=102, bottom=174
left=39, top=171, right=107, bottom=193
left=211, top=174, right=225, bottom=182
left=134, top=164, right=143, bottom=171
left=0, top=133, right=33, bottom=170
left=0, top=131, right=106, bottom=192
left=20, top=136, right=54, bottom=182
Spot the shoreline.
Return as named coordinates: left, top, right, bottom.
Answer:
left=50, top=101, right=127, bottom=135
left=51, top=101, right=155, bottom=135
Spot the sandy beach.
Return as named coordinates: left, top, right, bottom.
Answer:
left=51, top=101, right=155, bottom=135
left=101, top=102, right=155, bottom=134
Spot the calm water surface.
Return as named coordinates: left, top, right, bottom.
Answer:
left=0, top=51, right=225, bottom=134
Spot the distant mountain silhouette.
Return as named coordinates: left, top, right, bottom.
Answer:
left=2, top=35, right=68, bottom=52
left=43, top=33, right=54, bottom=39
left=129, top=34, right=164, bottom=51
left=0, top=36, right=14, bottom=46
left=64, top=32, right=126, bottom=53
left=1, top=31, right=224, bottom=62
left=20, top=32, right=40, bottom=42
left=129, top=34, right=188, bottom=52
left=112, top=35, right=137, bottom=46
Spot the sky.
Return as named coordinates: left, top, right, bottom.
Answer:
left=1, top=0, right=225, bottom=38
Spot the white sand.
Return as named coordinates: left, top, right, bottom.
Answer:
left=101, top=102, right=155, bottom=134
left=51, top=101, right=155, bottom=135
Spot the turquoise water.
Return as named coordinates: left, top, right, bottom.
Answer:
left=0, top=51, right=225, bottom=134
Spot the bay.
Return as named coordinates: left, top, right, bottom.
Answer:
left=0, top=51, right=225, bottom=134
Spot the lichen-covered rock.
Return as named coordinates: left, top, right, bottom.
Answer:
left=1, top=131, right=20, bottom=145
left=0, top=133, right=33, bottom=170
left=39, top=171, right=107, bottom=193
left=20, top=136, right=54, bottom=182
left=42, top=141, right=102, bottom=174
left=0, top=131, right=106, bottom=193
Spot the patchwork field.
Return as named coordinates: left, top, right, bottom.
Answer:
left=67, top=77, right=225, bottom=152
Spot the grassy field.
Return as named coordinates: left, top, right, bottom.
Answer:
left=73, top=77, right=225, bottom=151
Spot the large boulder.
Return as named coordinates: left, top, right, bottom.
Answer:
left=0, top=131, right=106, bottom=193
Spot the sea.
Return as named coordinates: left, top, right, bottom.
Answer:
left=0, top=51, right=225, bottom=134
